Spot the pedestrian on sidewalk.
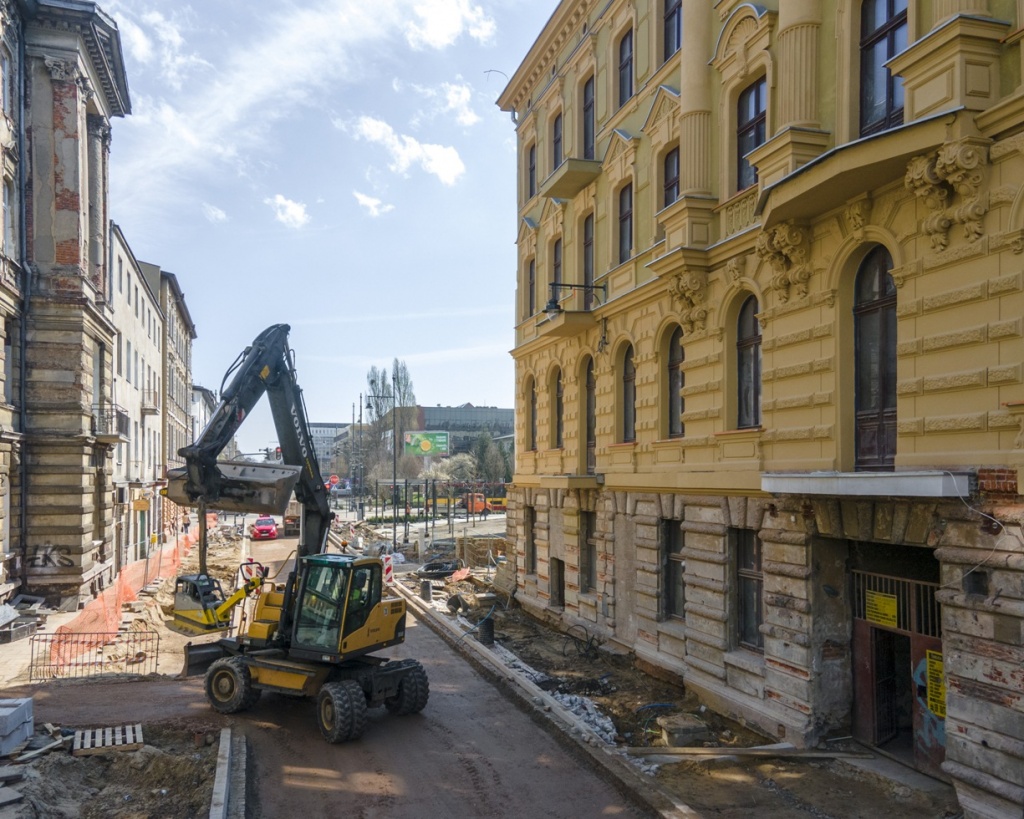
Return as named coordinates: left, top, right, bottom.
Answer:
left=182, top=517, right=191, bottom=535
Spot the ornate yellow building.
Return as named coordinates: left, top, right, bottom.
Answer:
left=499, top=2, right=1024, bottom=815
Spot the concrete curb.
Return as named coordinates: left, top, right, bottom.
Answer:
left=394, top=581, right=702, bottom=819
left=208, top=727, right=249, bottom=819
left=209, top=728, right=232, bottom=819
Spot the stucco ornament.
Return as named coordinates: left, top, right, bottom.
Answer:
left=43, top=58, right=80, bottom=82
left=755, top=222, right=811, bottom=302
left=668, top=269, right=707, bottom=333
left=905, top=139, right=989, bottom=251
left=845, top=199, right=872, bottom=238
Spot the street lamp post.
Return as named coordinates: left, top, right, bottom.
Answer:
left=367, top=373, right=399, bottom=553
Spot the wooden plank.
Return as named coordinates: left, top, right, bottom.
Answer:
left=14, top=737, right=64, bottom=763
left=625, top=746, right=875, bottom=759
left=0, top=786, right=23, bottom=807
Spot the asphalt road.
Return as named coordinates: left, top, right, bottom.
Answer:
left=240, top=537, right=649, bottom=817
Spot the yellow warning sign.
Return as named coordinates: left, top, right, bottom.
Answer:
left=927, top=650, right=946, bottom=719
left=865, top=590, right=898, bottom=627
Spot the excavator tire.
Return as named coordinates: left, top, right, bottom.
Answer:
left=317, top=680, right=368, bottom=743
left=384, top=660, right=430, bottom=715
left=205, top=657, right=257, bottom=714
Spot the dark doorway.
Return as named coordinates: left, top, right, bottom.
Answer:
left=871, top=629, right=913, bottom=756
left=550, top=558, right=565, bottom=608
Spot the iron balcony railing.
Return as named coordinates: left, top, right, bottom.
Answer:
left=91, top=402, right=130, bottom=443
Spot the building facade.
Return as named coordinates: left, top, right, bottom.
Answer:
left=110, top=223, right=163, bottom=568
left=0, top=0, right=132, bottom=605
left=140, top=262, right=195, bottom=542
left=499, top=2, right=1024, bottom=815
left=412, top=404, right=514, bottom=454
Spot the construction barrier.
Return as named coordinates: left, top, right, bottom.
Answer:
left=30, top=628, right=160, bottom=681
left=41, top=530, right=199, bottom=677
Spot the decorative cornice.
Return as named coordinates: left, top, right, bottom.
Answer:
left=905, top=138, right=989, bottom=252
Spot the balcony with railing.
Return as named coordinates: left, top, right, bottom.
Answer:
left=141, top=389, right=160, bottom=415
left=91, top=403, right=130, bottom=444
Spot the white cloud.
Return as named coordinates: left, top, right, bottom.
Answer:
left=405, top=0, right=495, bottom=50
left=264, top=195, right=310, bottom=228
left=442, top=81, right=479, bottom=126
left=353, top=191, right=395, bottom=217
left=201, top=203, right=227, bottom=222
left=351, top=116, right=465, bottom=186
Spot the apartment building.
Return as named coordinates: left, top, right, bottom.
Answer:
left=110, top=224, right=164, bottom=568
left=141, top=261, right=196, bottom=542
left=499, top=2, right=1024, bottom=815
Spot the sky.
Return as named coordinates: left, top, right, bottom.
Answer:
left=105, top=0, right=553, bottom=455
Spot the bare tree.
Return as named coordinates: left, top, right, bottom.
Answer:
left=365, top=361, right=418, bottom=485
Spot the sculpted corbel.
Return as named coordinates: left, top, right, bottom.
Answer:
left=668, top=268, right=707, bottom=333
left=755, top=222, right=811, bottom=302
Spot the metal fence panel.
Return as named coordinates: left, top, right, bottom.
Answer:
left=29, top=629, right=160, bottom=682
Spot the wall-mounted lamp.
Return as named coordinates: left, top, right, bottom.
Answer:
left=544, top=281, right=608, bottom=320
left=597, top=318, right=609, bottom=354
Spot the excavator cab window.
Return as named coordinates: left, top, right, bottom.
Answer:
left=294, top=562, right=346, bottom=651
left=342, top=565, right=381, bottom=637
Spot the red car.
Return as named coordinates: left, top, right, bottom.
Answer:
left=249, top=516, right=278, bottom=540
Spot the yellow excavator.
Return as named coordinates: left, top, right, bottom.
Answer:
left=163, top=324, right=428, bottom=742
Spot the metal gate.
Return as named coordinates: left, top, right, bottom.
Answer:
left=29, top=629, right=160, bottom=681
left=852, top=569, right=945, bottom=778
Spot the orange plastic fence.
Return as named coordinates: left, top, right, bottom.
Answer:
left=47, top=531, right=200, bottom=673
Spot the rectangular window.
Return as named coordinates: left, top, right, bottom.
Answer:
left=737, top=78, right=767, bottom=191
left=618, top=29, right=633, bottom=108
left=735, top=528, right=764, bottom=651
left=552, top=113, right=562, bottom=169
left=125, top=340, right=132, bottom=384
left=118, top=258, right=123, bottom=292
left=2, top=179, right=11, bottom=254
left=618, top=183, right=632, bottom=264
left=116, top=334, right=122, bottom=376
left=661, top=519, right=685, bottom=619
left=664, top=148, right=680, bottom=208
left=664, top=0, right=682, bottom=62
left=525, top=506, right=537, bottom=575
left=582, top=76, right=595, bottom=160
left=528, top=143, right=537, bottom=198
left=581, top=511, right=597, bottom=593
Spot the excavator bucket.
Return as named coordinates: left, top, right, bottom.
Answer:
left=181, top=641, right=231, bottom=678
left=163, top=460, right=301, bottom=515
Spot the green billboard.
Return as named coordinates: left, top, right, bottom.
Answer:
left=403, top=431, right=450, bottom=457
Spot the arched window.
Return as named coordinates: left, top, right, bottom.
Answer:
left=552, top=112, right=563, bottom=168
left=527, top=143, right=537, bottom=198
left=618, top=184, right=633, bottom=264
left=582, top=214, right=595, bottom=308
left=554, top=369, right=564, bottom=449
left=667, top=325, right=684, bottom=438
left=737, top=296, right=761, bottom=428
left=618, top=29, right=633, bottom=107
left=860, top=0, right=907, bottom=137
left=854, top=245, right=897, bottom=470
left=663, top=147, right=680, bottom=208
left=582, top=76, right=595, bottom=160
left=585, top=357, right=596, bottom=473
left=622, top=344, right=636, bottom=442
left=528, top=377, right=537, bottom=451
left=737, top=78, right=766, bottom=190
left=552, top=238, right=562, bottom=289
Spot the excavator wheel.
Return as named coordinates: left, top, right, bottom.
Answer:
left=205, top=657, right=258, bottom=714
left=317, top=680, right=367, bottom=743
left=384, top=660, right=430, bottom=716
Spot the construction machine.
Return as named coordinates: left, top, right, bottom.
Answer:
left=163, top=324, right=428, bottom=743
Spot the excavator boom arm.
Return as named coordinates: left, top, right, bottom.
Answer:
left=169, top=324, right=333, bottom=556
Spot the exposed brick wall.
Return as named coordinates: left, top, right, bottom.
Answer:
left=977, top=467, right=1018, bottom=498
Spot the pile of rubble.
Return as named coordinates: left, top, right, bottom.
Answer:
left=0, top=596, right=61, bottom=646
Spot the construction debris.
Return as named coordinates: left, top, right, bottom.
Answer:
left=0, top=699, right=33, bottom=756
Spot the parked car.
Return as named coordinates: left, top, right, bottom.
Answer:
left=249, top=516, right=278, bottom=540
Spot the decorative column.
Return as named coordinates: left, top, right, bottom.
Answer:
left=678, top=0, right=712, bottom=196
left=776, top=0, right=821, bottom=130
left=86, top=114, right=110, bottom=295
left=933, top=0, right=989, bottom=25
